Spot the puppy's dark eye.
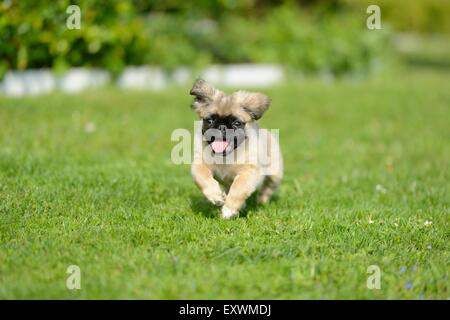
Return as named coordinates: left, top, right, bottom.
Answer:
left=232, top=120, right=243, bottom=128
left=195, top=96, right=206, bottom=104
left=204, top=118, right=214, bottom=125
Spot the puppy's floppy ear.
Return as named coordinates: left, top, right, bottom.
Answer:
left=189, top=79, right=216, bottom=111
left=235, top=91, right=271, bottom=120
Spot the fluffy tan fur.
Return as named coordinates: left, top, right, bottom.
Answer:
left=190, top=79, right=283, bottom=219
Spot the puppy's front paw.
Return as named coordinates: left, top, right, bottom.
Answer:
left=221, top=206, right=239, bottom=219
left=203, top=186, right=226, bottom=206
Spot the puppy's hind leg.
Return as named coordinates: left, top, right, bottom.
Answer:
left=257, top=174, right=282, bottom=204
left=257, top=128, right=283, bottom=205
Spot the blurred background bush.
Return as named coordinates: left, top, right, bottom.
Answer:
left=0, top=0, right=449, bottom=79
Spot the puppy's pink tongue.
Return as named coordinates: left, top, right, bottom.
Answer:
left=211, top=141, right=229, bottom=153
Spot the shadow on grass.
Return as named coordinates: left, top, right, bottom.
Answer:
left=190, top=193, right=280, bottom=219
left=189, top=195, right=219, bottom=219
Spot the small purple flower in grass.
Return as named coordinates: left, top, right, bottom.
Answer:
left=400, top=266, right=407, bottom=273
left=405, top=282, right=413, bottom=289
left=412, top=266, right=417, bottom=272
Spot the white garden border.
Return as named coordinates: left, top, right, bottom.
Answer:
left=0, top=64, right=284, bottom=97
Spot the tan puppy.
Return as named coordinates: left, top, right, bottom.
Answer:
left=190, top=79, right=283, bottom=219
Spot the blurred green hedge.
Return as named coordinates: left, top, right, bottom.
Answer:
left=344, top=0, right=450, bottom=33
left=0, top=0, right=150, bottom=77
left=5, top=0, right=447, bottom=78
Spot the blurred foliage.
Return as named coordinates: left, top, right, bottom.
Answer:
left=161, top=7, right=391, bottom=75
left=344, top=0, right=450, bottom=33
left=0, top=0, right=150, bottom=76
left=0, top=0, right=447, bottom=78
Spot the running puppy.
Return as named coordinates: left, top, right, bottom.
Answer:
left=190, top=79, right=283, bottom=219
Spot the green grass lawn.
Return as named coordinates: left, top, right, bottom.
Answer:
left=0, top=67, right=448, bottom=299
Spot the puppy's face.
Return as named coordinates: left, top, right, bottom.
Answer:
left=190, top=79, right=270, bottom=155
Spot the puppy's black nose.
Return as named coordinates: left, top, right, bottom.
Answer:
left=218, top=125, right=227, bottom=136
